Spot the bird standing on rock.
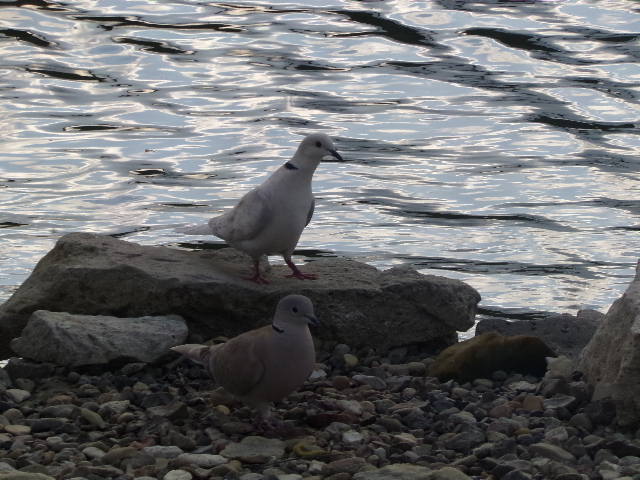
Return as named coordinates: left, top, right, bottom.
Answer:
left=179, top=133, right=344, bottom=283
left=171, top=294, right=319, bottom=426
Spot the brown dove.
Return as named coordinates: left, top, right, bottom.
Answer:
left=171, top=294, right=319, bottom=423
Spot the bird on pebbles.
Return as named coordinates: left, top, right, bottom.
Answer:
left=178, top=133, right=343, bottom=283
left=171, top=294, right=319, bottom=428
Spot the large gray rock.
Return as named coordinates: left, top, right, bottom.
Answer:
left=10, top=310, right=187, bottom=367
left=0, top=233, right=481, bottom=360
left=476, top=309, right=603, bottom=359
left=578, top=261, right=640, bottom=427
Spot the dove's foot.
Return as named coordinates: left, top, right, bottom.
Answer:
left=245, top=261, right=270, bottom=284
left=284, top=259, right=317, bottom=280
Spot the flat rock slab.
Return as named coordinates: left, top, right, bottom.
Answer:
left=0, top=233, right=481, bottom=359
left=11, top=310, right=187, bottom=367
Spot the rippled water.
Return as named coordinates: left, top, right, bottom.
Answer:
left=1, top=0, right=639, bottom=329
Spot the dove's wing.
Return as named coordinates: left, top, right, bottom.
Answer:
left=209, top=188, right=272, bottom=243
left=305, top=197, right=315, bottom=227
left=212, top=326, right=270, bottom=396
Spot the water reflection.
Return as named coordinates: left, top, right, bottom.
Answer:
left=1, top=0, right=639, bottom=325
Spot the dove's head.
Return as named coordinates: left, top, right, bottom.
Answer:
left=274, top=294, right=320, bottom=328
left=293, top=133, right=344, bottom=167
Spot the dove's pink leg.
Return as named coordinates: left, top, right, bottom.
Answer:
left=244, top=259, right=270, bottom=284
left=284, top=257, right=317, bottom=280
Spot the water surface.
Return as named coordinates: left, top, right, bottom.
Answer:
left=1, top=0, right=639, bottom=330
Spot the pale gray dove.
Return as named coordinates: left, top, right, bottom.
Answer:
left=171, top=294, right=318, bottom=423
left=179, top=133, right=343, bottom=283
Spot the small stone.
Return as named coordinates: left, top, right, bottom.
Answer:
left=163, top=470, right=192, bottom=480
left=80, top=408, right=106, bottom=428
left=167, top=430, right=197, bottom=451
left=292, top=441, right=326, bottom=458
left=530, top=442, right=575, bottom=462
left=343, top=354, right=359, bottom=368
left=507, top=381, right=538, bottom=392
left=239, top=474, right=265, bottom=480
left=41, top=404, right=77, bottom=419
left=99, top=400, right=130, bottom=417
left=502, top=470, right=533, bottom=480
left=342, top=430, right=363, bottom=445
left=392, top=432, right=418, bottom=449
left=220, top=421, right=254, bottom=435
left=28, top=418, right=67, bottom=433
left=336, top=399, right=362, bottom=416
left=4, top=389, right=30, bottom=403
left=545, top=426, right=569, bottom=444
left=332, top=376, right=351, bottom=390
left=544, top=395, right=577, bottom=410
left=220, top=436, right=285, bottom=463
left=353, top=463, right=435, bottom=479
left=147, top=401, right=189, bottom=420
left=408, top=361, right=427, bottom=376
left=378, top=416, right=404, bottom=432
left=569, top=413, right=593, bottom=432
left=215, top=405, right=230, bottom=415
left=0, top=473, right=56, bottom=479
left=309, top=369, right=327, bottom=382
left=450, top=411, right=477, bottom=424
left=82, top=446, right=106, bottom=460
left=323, top=457, right=367, bottom=475
left=352, top=374, right=386, bottom=390
left=121, top=362, right=146, bottom=375
left=175, top=453, right=226, bottom=468
left=4, top=424, right=31, bottom=435
left=333, top=344, right=350, bottom=356
left=521, top=395, right=544, bottom=412
left=102, top=446, right=138, bottom=466
left=143, top=445, right=184, bottom=459
left=489, top=403, right=515, bottom=418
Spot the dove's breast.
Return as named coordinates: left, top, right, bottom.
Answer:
left=248, top=326, right=316, bottom=403
left=241, top=184, right=313, bottom=256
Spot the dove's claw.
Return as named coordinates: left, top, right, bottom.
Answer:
left=285, top=259, right=317, bottom=280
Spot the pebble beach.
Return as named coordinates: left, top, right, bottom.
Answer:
left=1, top=341, right=638, bottom=480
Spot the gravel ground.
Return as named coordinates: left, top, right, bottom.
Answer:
left=0, top=341, right=639, bottom=480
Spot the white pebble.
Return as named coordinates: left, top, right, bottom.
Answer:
left=342, top=429, right=364, bottom=445
left=163, top=470, right=192, bottom=480
left=82, top=446, right=106, bottom=460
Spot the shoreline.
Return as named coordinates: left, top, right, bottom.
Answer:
left=0, top=341, right=635, bottom=480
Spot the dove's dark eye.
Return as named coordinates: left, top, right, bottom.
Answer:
left=315, top=141, right=322, bottom=148
left=292, top=306, right=298, bottom=313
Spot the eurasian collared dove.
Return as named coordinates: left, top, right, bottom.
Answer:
left=171, top=294, right=319, bottom=423
left=179, top=133, right=343, bottom=283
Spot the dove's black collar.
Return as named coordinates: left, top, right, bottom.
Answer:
left=284, top=161, right=298, bottom=170
left=272, top=324, right=284, bottom=333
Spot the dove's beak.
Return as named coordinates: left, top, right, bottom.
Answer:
left=323, top=149, right=344, bottom=162
left=305, top=314, right=321, bottom=327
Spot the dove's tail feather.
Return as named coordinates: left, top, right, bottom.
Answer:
left=171, top=344, right=211, bottom=365
left=175, top=224, right=212, bottom=235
